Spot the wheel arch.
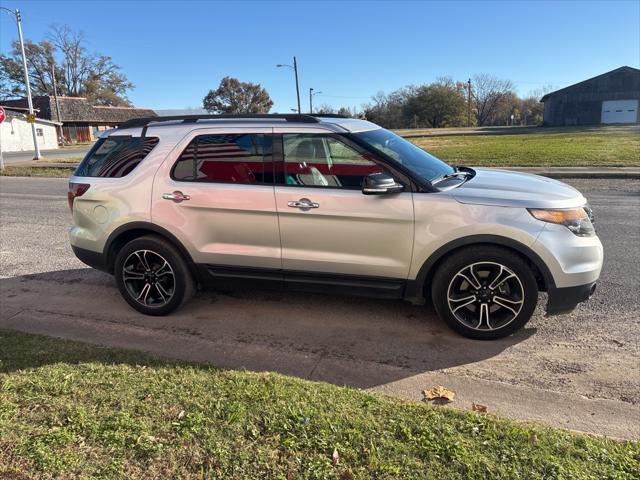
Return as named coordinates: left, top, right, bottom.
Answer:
left=404, top=235, right=554, bottom=302
left=104, top=222, right=199, bottom=281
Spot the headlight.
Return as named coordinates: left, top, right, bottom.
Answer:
left=528, top=207, right=595, bottom=237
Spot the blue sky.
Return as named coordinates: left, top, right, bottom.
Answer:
left=1, top=0, right=639, bottom=112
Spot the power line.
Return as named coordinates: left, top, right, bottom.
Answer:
left=314, top=94, right=372, bottom=99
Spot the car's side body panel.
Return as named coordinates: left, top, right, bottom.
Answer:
left=275, top=186, right=415, bottom=278
left=410, top=192, right=546, bottom=280
left=150, top=126, right=282, bottom=269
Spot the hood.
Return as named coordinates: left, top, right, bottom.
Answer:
left=452, top=168, right=586, bottom=209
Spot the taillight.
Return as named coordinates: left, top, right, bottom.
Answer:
left=68, top=182, right=90, bottom=212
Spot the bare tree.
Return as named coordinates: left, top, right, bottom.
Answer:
left=472, top=74, right=515, bottom=126
left=203, top=76, right=273, bottom=114
left=0, top=24, right=133, bottom=105
left=315, top=104, right=336, bottom=114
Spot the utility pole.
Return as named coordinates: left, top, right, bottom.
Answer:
left=276, top=57, right=301, bottom=114
left=2, top=8, right=42, bottom=159
left=467, top=78, right=472, bottom=128
left=293, top=56, right=301, bottom=115
left=51, top=61, right=63, bottom=143
left=309, top=88, right=322, bottom=114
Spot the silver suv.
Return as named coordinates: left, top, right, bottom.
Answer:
left=68, top=114, right=602, bottom=339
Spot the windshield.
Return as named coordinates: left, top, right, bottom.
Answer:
left=354, top=128, right=454, bottom=183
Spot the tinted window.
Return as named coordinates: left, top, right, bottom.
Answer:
left=173, top=134, right=273, bottom=184
left=282, top=134, right=384, bottom=189
left=75, top=136, right=159, bottom=178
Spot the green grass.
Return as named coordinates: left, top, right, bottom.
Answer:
left=0, top=166, right=74, bottom=177
left=40, top=156, right=83, bottom=164
left=408, top=127, right=640, bottom=167
left=1, top=330, right=637, bottom=479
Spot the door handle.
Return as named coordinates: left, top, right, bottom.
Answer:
left=162, top=191, right=191, bottom=203
left=288, top=198, right=319, bottom=210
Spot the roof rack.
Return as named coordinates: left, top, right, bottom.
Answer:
left=118, top=113, right=338, bottom=130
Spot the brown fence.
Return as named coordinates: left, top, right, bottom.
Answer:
left=62, top=124, right=92, bottom=143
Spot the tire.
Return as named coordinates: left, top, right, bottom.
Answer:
left=114, top=235, right=194, bottom=316
left=431, top=246, right=538, bottom=340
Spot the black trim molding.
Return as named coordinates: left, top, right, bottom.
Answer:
left=202, top=264, right=406, bottom=299
left=71, top=245, right=107, bottom=272
left=546, top=282, right=596, bottom=316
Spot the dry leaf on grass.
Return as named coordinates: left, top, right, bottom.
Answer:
left=472, top=402, right=488, bottom=413
left=423, top=385, right=456, bottom=403
left=332, top=448, right=340, bottom=466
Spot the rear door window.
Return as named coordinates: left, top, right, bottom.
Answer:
left=172, top=134, right=273, bottom=184
left=74, top=136, right=159, bottom=178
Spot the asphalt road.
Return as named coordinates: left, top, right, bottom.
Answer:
left=1, top=176, right=639, bottom=439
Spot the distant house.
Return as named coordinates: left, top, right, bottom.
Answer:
left=541, top=66, right=640, bottom=126
left=0, top=96, right=156, bottom=143
left=0, top=106, right=61, bottom=152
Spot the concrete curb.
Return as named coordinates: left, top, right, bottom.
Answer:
left=508, top=167, right=640, bottom=179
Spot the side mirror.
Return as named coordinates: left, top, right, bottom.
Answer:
left=362, top=172, right=404, bottom=195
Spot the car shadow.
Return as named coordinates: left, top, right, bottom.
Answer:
left=0, top=268, right=536, bottom=389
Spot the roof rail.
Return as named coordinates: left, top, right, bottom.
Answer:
left=309, top=113, right=349, bottom=118
left=118, top=113, right=323, bottom=130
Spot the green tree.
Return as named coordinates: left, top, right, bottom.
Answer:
left=203, top=76, right=273, bottom=114
left=403, top=77, right=467, bottom=128
left=520, top=96, right=544, bottom=125
left=0, top=25, right=133, bottom=106
left=363, top=86, right=418, bottom=128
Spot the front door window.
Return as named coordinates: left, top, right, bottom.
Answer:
left=282, top=134, right=384, bottom=189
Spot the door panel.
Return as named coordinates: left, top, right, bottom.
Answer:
left=275, top=187, right=414, bottom=278
left=152, top=127, right=281, bottom=269
left=273, top=129, right=414, bottom=279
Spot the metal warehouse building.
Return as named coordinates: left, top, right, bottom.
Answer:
left=541, top=66, right=639, bottom=126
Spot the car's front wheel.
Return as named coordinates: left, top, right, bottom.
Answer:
left=114, top=235, right=194, bottom=316
left=431, top=246, right=538, bottom=340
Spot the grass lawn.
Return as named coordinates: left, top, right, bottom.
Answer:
left=408, top=126, right=640, bottom=167
left=40, top=156, right=83, bottom=164
left=1, top=330, right=637, bottom=479
left=0, top=166, right=74, bottom=177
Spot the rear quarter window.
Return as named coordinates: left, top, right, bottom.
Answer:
left=74, top=136, right=159, bottom=178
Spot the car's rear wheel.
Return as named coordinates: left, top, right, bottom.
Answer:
left=431, top=246, right=538, bottom=339
left=114, top=235, right=194, bottom=316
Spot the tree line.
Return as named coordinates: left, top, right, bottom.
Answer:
left=202, top=74, right=548, bottom=128
left=362, top=75, right=548, bottom=128
left=1, top=25, right=549, bottom=127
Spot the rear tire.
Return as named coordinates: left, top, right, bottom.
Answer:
left=431, top=246, right=538, bottom=340
left=114, top=235, right=194, bottom=316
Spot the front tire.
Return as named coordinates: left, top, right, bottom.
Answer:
left=431, top=246, right=538, bottom=340
left=114, top=235, right=194, bottom=316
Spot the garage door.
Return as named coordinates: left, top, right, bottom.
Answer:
left=601, top=99, right=638, bottom=124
